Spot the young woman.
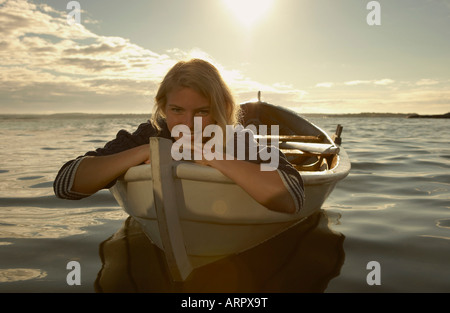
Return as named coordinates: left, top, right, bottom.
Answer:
left=54, top=59, right=304, bottom=214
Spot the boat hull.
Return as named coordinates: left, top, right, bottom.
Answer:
left=110, top=147, right=350, bottom=267
left=109, top=101, right=351, bottom=279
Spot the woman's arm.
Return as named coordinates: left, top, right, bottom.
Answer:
left=54, top=121, right=163, bottom=200
left=71, top=144, right=150, bottom=195
left=201, top=158, right=297, bottom=214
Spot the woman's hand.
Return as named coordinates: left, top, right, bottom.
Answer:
left=189, top=142, right=296, bottom=214
left=72, top=144, right=151, bottom=194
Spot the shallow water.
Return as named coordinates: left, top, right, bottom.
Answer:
left=0, top=114, right=449, bottom=293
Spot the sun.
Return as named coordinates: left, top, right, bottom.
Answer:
left=222, top=0, right=274, bottom=28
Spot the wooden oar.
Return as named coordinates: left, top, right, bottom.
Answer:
left=280, top=142, right=339, bottom=156
left=255, top=134, right=324, bottom=143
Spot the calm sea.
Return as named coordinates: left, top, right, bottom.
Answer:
left=0, top=114, right=449, bottom=293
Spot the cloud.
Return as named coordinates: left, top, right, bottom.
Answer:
left=59, top=57, right=127, bottom=72
left=416, top=79, right=439, bottom=86
left=344, top=80, right=372, bottom=86
left=289, top=76, right=450, bottom=114
left=315, top=82, right=334, bottom=88
left=0, top=0, right=94, bottom=39
left=0, top=0, right=306, bottom=113
left=63, top=43, right=125, bottom=55
left=344, top=79, right=394, bottom=86
left=0, top=0, right=448, bottom=115
left=374, top=79, right=395, bottom=86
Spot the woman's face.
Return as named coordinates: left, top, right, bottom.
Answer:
left=165, top=87, right=216, bottom=140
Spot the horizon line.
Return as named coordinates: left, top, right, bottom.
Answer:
left=2, top=112, right=447, bottom=117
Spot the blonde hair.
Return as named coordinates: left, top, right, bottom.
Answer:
left=151, top=59, right=240, bottom=132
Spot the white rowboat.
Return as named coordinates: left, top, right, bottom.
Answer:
left=110, top=100, right=351, bottom=281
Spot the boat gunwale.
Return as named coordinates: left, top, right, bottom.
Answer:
left=121, top=101, right=351, bottom=185
left=120, top=146, right=350, bottom=186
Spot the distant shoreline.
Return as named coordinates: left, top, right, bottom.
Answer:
left=0, top=112, right=436, bottom=119
left=0, top=113, right=153, bottom=120
left=407, top=113, right=450, bottom=119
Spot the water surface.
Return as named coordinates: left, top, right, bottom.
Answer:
left=0, top=115, right=449, bottom=292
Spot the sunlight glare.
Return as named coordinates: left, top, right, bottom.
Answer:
left=223, top=0, right=274, bottom=28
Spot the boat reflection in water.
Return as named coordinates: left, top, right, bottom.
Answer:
left=95, top=210, right=345, bottom=293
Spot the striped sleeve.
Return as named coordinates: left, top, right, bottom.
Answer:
left=53, top=121, right=167, bottom=200
left=235, top=127, right=305, bottom=214
left=53, top=157, right=92, bottom=200
left=256, top=144, right=305, bottom=214
left=276, top=166, right=305, bottom=214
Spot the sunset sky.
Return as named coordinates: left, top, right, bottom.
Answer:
left=1, top=0, right=449, bottom=114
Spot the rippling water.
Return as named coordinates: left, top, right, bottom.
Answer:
left=0, top=114, right=449, bottom=293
